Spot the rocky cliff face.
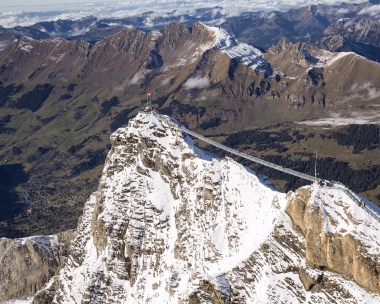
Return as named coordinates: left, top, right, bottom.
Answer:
left=310, top=17, right=380, bottom=49
left=221, top=2, right=371, bottom=49
left=264, top=38, right=380, bottom=113
left=307, top=18, right=380, bottom=62
left=2, top=22, right=380, bottom=133
left=29, top=112, right=380, bottom=303
left=286, top=187, right=380, bottom=295
left=0, top=230, right=73, bottom=302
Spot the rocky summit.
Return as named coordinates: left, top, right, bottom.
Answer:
left=22, top=112, right=380, bottom=303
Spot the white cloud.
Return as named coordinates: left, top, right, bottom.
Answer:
left=212, top=18, right=226, bottom=26
left=203, top=17, right=226, bottom=26
left=160, top=77, right=173, bottom=87
left=343, top=19, right=354, bottom=28
left=113, top=68, right=152, bottom=91
left=329, top=112, right=341, bottom=118
left=0, top=0, right=364, bottom=28
left=342, top=82, right=380, bottom=103
left=183, top=75, right=210, bottom=90
left=337, top=8, right=350, bottom=14
left=129, top=69, right=152, bottom=85
left=358, top=5, right=380, bottom=18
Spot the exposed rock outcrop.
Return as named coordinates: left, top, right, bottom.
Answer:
left=0, top=231, right=73, bottom=302
left=1, top=23, right=380, bottom=243
left=30, top=112, right=380, bottom=303
left=286, top=188, right=380, bottom=295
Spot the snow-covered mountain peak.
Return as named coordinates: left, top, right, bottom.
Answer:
left=205, top=25, right=272, bottom=74
left=33, top=112, right=380, bottom=303
left=104, top=111, right=288, bottom=274
left=110, top=111, right=210, bottom=161
left=290, top=184, right=380, bottom=249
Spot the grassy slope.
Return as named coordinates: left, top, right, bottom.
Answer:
left=1, top=32, right=380, bottom=237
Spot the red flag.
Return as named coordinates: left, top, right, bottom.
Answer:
left=147, top=92, right=152, bottom=96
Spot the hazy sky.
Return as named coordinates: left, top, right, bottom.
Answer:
left=0, top=0, right=366, bottom=27
left=0, top=0, right=119, bottom=5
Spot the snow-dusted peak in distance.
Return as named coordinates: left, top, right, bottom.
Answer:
left=206, top=24, right=272, bottom=74
left=34, top=111, right=380, bottom=303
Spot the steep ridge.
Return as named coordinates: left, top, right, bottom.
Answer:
left=0, top=22, right=274, bottom=239
left=1, top=22, right=380, bottom=132
left=308, top=18, right=380, bottom=62
left=0, top=22, right=270, bottom=123
left=0, top=230, right=73, bottom=302
left=286, top=187, right=380, bottom=295
left=264, top=39, right=380, bottom=112
left=1, top=21, right=380, bottom=240
left=31, top=112, right=380, bottom=303
left=0, top=2, right=375, bottom=47
left=309, top=17, right=380, bottom=49
left=1, top=22, right=379, bottom=131
left=221, top=2, right=372, bottom=49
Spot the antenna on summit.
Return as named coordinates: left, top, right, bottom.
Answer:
left=142, top=92, right=154, bottom=113
left=314, top=154, right=318, bottom=180
left=146, top=92, right=152, bottom=107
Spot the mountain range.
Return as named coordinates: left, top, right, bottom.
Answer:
left=3, top=112, right=380, bottom=303
left=0, top=1, right=380, bottom=239
left=1, top=2, right=380, bottom=301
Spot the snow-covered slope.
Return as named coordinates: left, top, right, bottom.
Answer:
left=2, top=297, right=34, bottom=304
left=208, top=25, right=271, bottom=74
left=36, top=112, right=380, bottom=303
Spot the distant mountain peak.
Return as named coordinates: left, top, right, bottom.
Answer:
left=203, top=24, right=271, bottom=74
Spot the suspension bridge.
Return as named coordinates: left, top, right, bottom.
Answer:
left=150, top=110, right=380, bottom=223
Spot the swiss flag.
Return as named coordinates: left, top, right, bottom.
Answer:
left=147, top=92, right=152, bottom=96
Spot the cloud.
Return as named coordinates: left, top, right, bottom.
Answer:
left=358, top=5, right=380, bottom=18
left=0, top=0, right=364, bottom=28
left=160, top=77, right=174, bottom=87
left=183, top=75, right=210, bottom=90
left=315, top=9, right=326, bottom=17
left=203, top=17, right=226, bottom=26
left=129, top=69, right=152, bottom=85
left=329, top=112, right=341, bottom=118
left=113, top=68, right=152, bottom=91
left=343, top=20, right=354, bottom=28
left=342, top=82, right=380, bottom=103
left=337, top=8, right=350, bottom=14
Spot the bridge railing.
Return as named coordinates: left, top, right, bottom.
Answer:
left=151, top=111, right=380, bottom=224
left=152, top=111, right=318, bottom=182
left=340, top=187, right=380, bottom=224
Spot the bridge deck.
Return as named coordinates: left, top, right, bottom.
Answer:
left=151, top=111, right=380, bottom=223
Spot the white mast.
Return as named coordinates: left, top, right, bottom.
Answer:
left=315, top=155, right=318, bottom=180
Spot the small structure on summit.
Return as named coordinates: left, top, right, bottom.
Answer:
left=141, top=91, right=154, bottom=113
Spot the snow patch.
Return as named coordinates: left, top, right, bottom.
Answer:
left=206, top=25, right=272, bottom=74
left=1, top=297, right=34, bottom=304
left=47, top=111, right=380, bottom=303
left=326, top=51, right=353, bottom=66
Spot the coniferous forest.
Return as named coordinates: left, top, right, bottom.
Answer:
left=203, top=124, right=380, bottom=195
